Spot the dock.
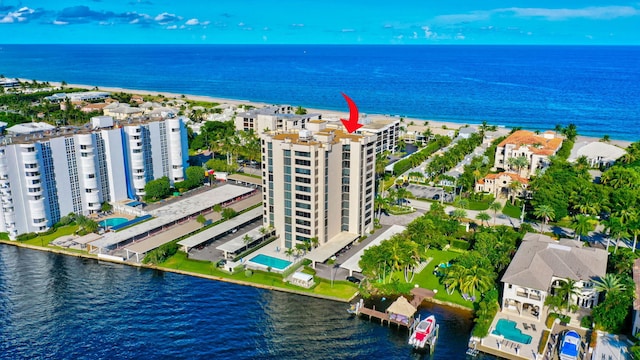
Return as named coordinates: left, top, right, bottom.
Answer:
left=349, top=298, right=415, bottom=329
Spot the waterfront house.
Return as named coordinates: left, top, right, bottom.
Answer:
left=475, top=172, right=529, bottom=201
left=500, top=233, right=607, bottom=320
left=494, top=130, right=563, bottom=178
left=568, top=141, right=627, bottom=168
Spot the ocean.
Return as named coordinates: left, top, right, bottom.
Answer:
left=0, top=245, right=478, bottom=359
left=0, top=44, right=638, bottom=141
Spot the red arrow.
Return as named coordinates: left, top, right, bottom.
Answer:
left=340, top=92, right=362, bottom=133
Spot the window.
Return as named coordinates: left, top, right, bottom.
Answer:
left=295, top=168, right=311, bottom=175
left=295, top=159, right=311, bottom=166
left=296, top=202, right=311, bottom=210
left=295, top=151, right=310, bottom=157
left=295, top=185, right=310, bottom=192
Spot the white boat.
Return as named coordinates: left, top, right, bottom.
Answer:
left=559, top=330, right=581, bottom=360
left=408, top=315, right=436, bottom=349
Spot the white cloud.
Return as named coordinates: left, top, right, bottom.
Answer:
left=201, top=21, right=210, bottom=26
left=412, top=32, right=418, bottom=39
left=291, top=23, right=304, bottom=27
left=455, top=33, right=465, bottom=40
left=505, top=6, right=639, bottom=20
left=129, top=18, right=139, bottom=24
left=341, top=29, right=355, bottom=33
left=422, top=26, right=436, bottom=39
left=166, top=24, right=177, bottom=30
left=237, top=22, right=245, bottom=26
left=0, top=6, right=35, bottom=24
left=435, top=5, right=640, bottom=24
left=262, top=35, right=267, bottom=41
left=155, top=12, right=179, bottom=22
left=53, top=20, right=69, bottom=25
left=185, top=18, right=199, bottom=25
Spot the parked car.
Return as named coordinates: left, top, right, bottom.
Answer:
left=346, top=276, right=361, bottom=284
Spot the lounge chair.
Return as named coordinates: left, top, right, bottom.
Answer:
left=531, top=323, right=537, bottom=331
left=523, top=323, right=530, bottom=330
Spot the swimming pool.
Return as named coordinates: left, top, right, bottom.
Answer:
left=100, top=217, right=128, bottom=228
left=249, top=254, right=292, bottom=270
left=492, top=319, right=532, bottom=344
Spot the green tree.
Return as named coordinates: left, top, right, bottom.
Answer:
left=593, top=273, right=626, bottom=301
left=571, top=215, right=592, bottom=242
left=242, top=234, right=253, bottom=250
left=196, top=214, right=207, bottom=226
left=222, top=208, right=237, bottom=220
left=450, top=209, right=467, bottom=221
left=100, top=202, right=113, bottom=213
left=294, top=106, right=307, bottom=115
left=556, top=279, right=580, bottom=313
left=533, top=204, right=555, bottom=233
left=144, top=176, right=171, bottom=201
left=184, top=166, right=206, bottom=189
left=507, top=156, right=529, bottom=176
left=489, top=202, right=502, bottom=225
left=476, top=212, right=491, bottom=227
left=460, top=265, right=496, bottom=297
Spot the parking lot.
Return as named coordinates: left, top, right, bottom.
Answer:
left=405, top=184, right=454, bottom=203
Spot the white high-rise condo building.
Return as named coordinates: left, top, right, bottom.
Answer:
left=261, top=120, right=376, bottom=250
left=0, top=117, right=188, bottom=239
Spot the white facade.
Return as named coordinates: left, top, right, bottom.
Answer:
left=356, top=118, right=401, bottom=155
left=494, top=130, right=563, bottom=178
left=262, top=121, right=376, bottom=250
left=0, top=118, right=188, bottom=239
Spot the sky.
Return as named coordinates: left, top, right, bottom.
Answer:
left=1, top=0, right=639, bottom=44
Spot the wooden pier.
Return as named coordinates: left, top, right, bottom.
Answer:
left=350, top=299, right=415, bottom=329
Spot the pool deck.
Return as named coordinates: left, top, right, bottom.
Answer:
left=476, top=312, right=545, bottom=360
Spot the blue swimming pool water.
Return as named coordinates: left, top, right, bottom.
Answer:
left=100, top=217, right=128, bottom=228
left=492, top=319, right=532, bottom=344
left=249, top=254, right=292, bottom=270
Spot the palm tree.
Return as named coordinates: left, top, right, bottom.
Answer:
left=450, top=209, right=467, bottom=221
left=507, top=180, right=522, bottom=205
left=489, top=202, right=502, bottom=226
left=310, top=236, right=319, bottom=249
left=593, top=273, right=626, bottom=301
left=242, top=234, right=253, bottom=250
left=557, top=279, right=580, bottom=313
left=508, top=156, right=529, bottom=177
left=603, top=216, right=626, bottom=253
left=374, top=195, right=389, bottom=219
left=460, top=265, right=496, bottom=297
left=455, top=198, right=469, bottom=209
left=533, top=204, right=555, bottom=233
left=571, top=215, right=591, bottom=242
left=443, top=264, right=465, bottom=295
left=476, top=212, right=491, bottom=227
left=284, top=248, right=294, bottom=261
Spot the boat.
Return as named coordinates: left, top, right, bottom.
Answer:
left=559, top=330, right=581, bottom=360
left=408, top=315, right=436, bottom=349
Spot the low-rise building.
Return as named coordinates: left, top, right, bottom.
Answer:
left=235, top=105, right=321, bottom=133
left=475, top=172, right=529, bottom=200
left=494, top=130, right=563, bottom=178
left=569, top=141, right=627, bottom=168
left=500, top=233, right=607, bottom=321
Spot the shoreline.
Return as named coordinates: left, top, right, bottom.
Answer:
left=0, top=239, right=474, bottom=312
left=18, top=79, right=634, bottom=148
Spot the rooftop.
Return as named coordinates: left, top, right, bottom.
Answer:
left=499, top=130, right=563, bottom=156
left=501, top=233, right=607, bottom=291
left=340, top=225, right=406, bottom=273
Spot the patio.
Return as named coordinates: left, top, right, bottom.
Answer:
left=477, top=312, right=546, bottom=359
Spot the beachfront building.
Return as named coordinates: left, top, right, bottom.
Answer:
left=355, top=117, right=401, bottom=155
left=0, top=117, right=188, bottom=239
left=494, top=130, right=563, bottom=178
left=475, top=172, right=529, bottom=201
left=44, top=91, right=110, bottom=103
left=500, top=233, right=607, bottom=320
left=0, top=78, right=20, bottom=88
left=568, top=141, right=627, bottom=168
left=235, top=105, right=321, bottom=133
left=103, top=103, right=145, bottom=120
left=261, top=120, right=376, bottom=251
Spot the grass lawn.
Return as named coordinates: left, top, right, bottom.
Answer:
left=467, top=201, right=490, bottom=211
left=502, top=203, right=522, bottom=219
left=376, top=248, right=473, bottom=309
left=410, top=249, right=473, bottom=309
left=159, top=252, right=358, bottom=300
left=20, top=225, right=79, bottom=247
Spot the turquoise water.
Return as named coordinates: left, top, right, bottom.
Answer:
left=99, top=217, right=128, bottom=228
left=492, top=319, right=532, bottom=344
left=249, top=254, right=292, bottom=270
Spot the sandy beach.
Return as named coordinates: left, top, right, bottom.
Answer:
left=44, top=80, right=632, bottom=149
